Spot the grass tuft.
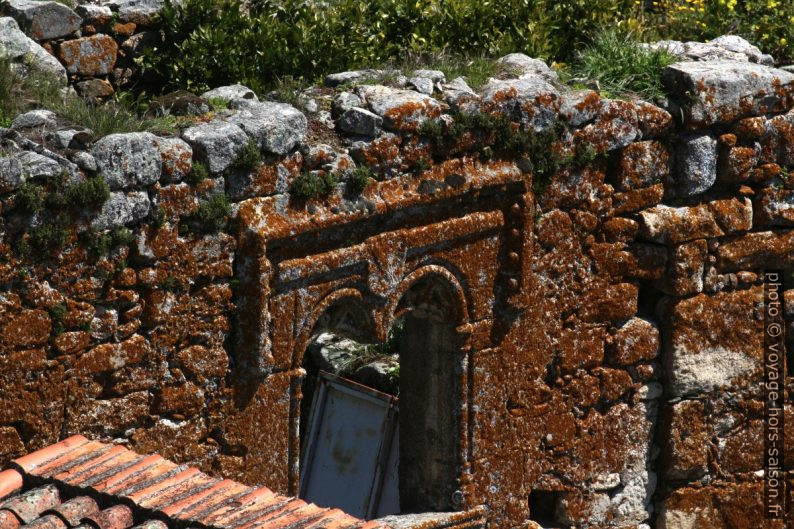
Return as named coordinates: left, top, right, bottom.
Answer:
left=569, top=29, right=677, bottom=101
left=289, top=171, right=339, bottom=200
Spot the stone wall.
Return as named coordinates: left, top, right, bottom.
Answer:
left=0, top=12, right=792, bottom=529
left=1, top=0, right=163, bottom=97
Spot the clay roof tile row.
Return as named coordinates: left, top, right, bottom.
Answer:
left=0, top=436, right=388, bottom=529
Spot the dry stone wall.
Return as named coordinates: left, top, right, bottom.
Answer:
left=0, top=10, right=792, bottom=528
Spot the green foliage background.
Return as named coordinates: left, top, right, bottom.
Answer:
left=143, top=0, right=642, bottom=94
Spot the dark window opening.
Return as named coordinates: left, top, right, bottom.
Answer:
left=528, top=490, right=564, bottom=528
left=299, top=275, right=463, bottom=519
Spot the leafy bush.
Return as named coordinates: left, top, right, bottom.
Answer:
left=570, top=30, right=677, bottom=101
left=647, top=0, right=794, bottom=64
left=142, top=0, right=642, bottom=94
left=65, top=175, right=111, bottom=210
left=187, top=161, right=209, bottom=184
left=229, top=140, right=262, bottom=172
left=289, top=171, right=339, bottom=200
left=27, top=214, right=70, bottom=257
left=194, top=193, right=231, bottom=232
left=15, top=183, right=45, bottom=214
left=346, top=166, right=374, bottom=196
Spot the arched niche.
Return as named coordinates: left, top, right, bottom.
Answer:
left=394, top=268, right=466, bottom=513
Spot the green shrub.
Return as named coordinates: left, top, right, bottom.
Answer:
left=229, top=140, right=262, bottom=172
left=647, top=0, right=794, bottom=64
left=15, top=183, right=45, bottom=214
left=47, top=302, right=68, bottom=335
left=194, top=193, right=231, bottom=232
left=142, top=0, right=642, bottom=95
left=28, top=214, right=70, bottom=257
left=570, top=30, right=677, bottom=101
left=346, top=166, right=374, bottom=196
left=187, top=161, right=209, bottom=184
left=289, top=171, right=339, bottom=200
left=65, top=175, right=111, bottom=210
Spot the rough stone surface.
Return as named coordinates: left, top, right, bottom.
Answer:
left=614, top=140, right=669, bottom=191
left=356, top=84, right=443, bottom=132
left=92, top=132, right=162, bottom=189
left=337, top=107, right=383, bottom=137
left=58, top=34, right=118, bottom=76
left=497, top=53, right=559, bottom=82
left=638, top=197, right=753, bottom=244
left=92, top=190, right=151, bottom=230
left=11, top=109, right=56, bottom=129
left=14, top=151, right=61, bottom=179
left=0, top=156, right=24, bottom=193
left=105, top=0, right=164, bottom=25
left=0, top=16, right=66, bottom=81
left=182, top=121, right=248, bottom=174
left=227, top=100, right=307, bottom=155
left=154, top=137, right=192, bottom=183
left=648, top=35, right=774, bottom=65
left=480, top=76, right=560, bottom=132
left=664, top=287, right=762, bottom=397
left=0, top=0, right=81, bottom=40
left=675, top=133, right=717, bottom=196
left=200, top=84, right=257, bottom=103
left=663, top=60, right=794, bottom=128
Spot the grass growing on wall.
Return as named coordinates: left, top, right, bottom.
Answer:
left=0, top=60, right=175, bottom=136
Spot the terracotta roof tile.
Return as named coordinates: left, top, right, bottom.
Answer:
left=46, top=496, right=100, bottom=526
left=1, top=438, right=391, bottom=529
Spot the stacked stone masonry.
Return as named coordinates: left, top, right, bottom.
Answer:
left=0, top=8, right=792, bottom=528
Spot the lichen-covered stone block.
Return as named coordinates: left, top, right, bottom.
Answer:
left=664, top=60, right=794, bottom=128
left=58, top=34, right=118, bottom=76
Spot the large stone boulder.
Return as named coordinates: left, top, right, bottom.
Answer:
left=227, top=100, right=307, bottom=155
left=92, top=190, right=151, bottom=230
left=104, top=0, right=163, bottom=25
left=646, top=35, right=773, bottom=65
left=182, top=121, right=248, bottom=174
left=0, top=16, right=66, bottom=81
left=496, top=53, right=559, bottom=82
left=356, top=84, right=443, bottom=132
left=0, top=0, right=81, bottom=40
left=480, top=76, right=561, bottom=132
left=91, top=132, right=162, bottom=189
left=664, top=60, right=794, bottom=128
left=58, top=34, right=118, bottom=76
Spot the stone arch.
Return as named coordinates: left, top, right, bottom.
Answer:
left=292, top=287, right=377, bottom=369
left=390, top=266, right=467, bottom=512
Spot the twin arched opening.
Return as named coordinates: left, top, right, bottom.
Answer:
left=299, top=269, right=467, bottom=516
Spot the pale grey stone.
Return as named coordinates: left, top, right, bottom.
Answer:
left=92, top=190, right=151, bottom=230
left=227, top=100, right=307, bottom=155
left=307, top=332, right=367, bottom=373
left=75, top=3, right=111, bottom=23
left=337, top=107, right=383, bottom=137
left=0, top=156, right=24, bottom=193
left=407, top=76, right=434, bottom=95
left=497, top=53, right=559, bottom=81
left=663, top=60, right=794, bottom=127
left=411, top=69, right=445, bottom=82
left=1, top=0, right=81, bottom=40
left=356, top=84, right=442, bottom=131
left=200, top=84, right=257, bottom=103
left=15, top=151, right=60, bottom=179
left=675, top=133, right=717, bottom=196
left=92, top=132, right=162, bottom=189
left=332, top=91, right=363, bottom=118
left=182, top=121, right=248, bottom=174
left=0, top=17, right=66, bottom=81
left=105, top=0, right=163, bottom=25
left=325, top=69, right=385, bottom=87
left=647, top=35, right=774, bottom=66
left=11, top=109, right=56, bottom=129
left=480, top=76, right=560, bottom=132
left=70, top=151, right=97, bottom=172
left=559, top=89, right=599, bottom=127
